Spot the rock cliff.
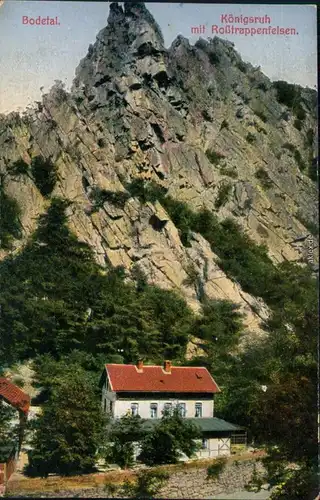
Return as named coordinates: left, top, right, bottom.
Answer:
left=0, top=2, right=317, bottom=340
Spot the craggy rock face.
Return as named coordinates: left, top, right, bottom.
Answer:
left=0, top=2, right=318, bottom=341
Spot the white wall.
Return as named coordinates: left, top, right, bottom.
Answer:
left=112, top=397, right=213, bottom=419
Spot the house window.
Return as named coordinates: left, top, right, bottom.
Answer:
left=163, top=403, right=172, bottom=414
left=202, top=438, right=208, bottom=450
left=104, top=399, right=107, bottom=412
left=195, top=402, right=202, bottom=418
left=178, top=403, right=186, bottom=417
left=131, top=403, right=139, bottom=416
left=150, top=403, right=158, bottom=419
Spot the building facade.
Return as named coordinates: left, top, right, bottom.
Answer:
left=100, top=360, right=244, bottom=459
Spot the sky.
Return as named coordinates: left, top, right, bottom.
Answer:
left=0, top=1, right=317, bottom=115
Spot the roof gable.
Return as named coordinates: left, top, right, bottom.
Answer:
left=105, top=364, right=220, bottom=393
left=0, top=378, right=30, bottom=414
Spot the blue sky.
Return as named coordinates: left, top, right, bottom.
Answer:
left=0, top=2, right=317, bottom=114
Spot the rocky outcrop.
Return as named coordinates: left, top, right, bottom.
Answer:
left=0, top=2, right=317, bottom=339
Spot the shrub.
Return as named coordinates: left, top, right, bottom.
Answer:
left=220, top=166, right=238, bottom=178
left=97, top=138, right=106, bottom=148
left=257, top=82, right=268, bottom=92
left=273, top=81, right=299, bottom=108
left=294, top=119, right=302, bottom=131
left=215, top=183, right=232, bottom=208
left=12, top=376, right=24, bottom=388
left=294, top=150, right=306, bottom=171
left=207, top=457, right=228, bottom=480
left=209, top=52, right=220, bottom=65
left=254, top=110, right=267, bottom=123
left=295, top=211, right=318, bottom=237
left=206, top=149, right=226, bottom=165
left=295, top=106, right=306, bottom=120
left=305, top=128, right=314, bottom=147
left=89, top=187, right=130, bottom=212
left=31, top=156, right=58, bottom=197
left=255, top=168, right=273, bottom=189
left=282, top=142, right=296, bottom=153
left=220, top=119, right=229, bottom=130
left=236, top=61, right=247, bottom=73
left=9, top=158, right=30, bottom=176
left=0, top=185, right=22, bottom=249
left=133, top=469, right=170, bottom=497
left=246, top=133, right=256, bottom=144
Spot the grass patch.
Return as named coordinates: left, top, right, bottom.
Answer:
left=206, top=149, right=226, bottom=165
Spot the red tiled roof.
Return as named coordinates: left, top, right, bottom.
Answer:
left=105, top=364, right=220, bottom=393
left=0, top=378, right=30, bottom=414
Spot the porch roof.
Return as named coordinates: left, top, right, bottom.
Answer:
left=142, top=417, right=244, bottom=433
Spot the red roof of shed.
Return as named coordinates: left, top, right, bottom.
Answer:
left=105, top=364, right=220, bottom=393
left=0, top=378, right=30, bottom=414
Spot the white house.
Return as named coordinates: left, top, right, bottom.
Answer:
left=100, top=360, right=244, bottom=459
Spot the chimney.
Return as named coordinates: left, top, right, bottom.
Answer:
left=136, top=359, right=143, bottom=372
left=163, top=360, right=172, bottom=373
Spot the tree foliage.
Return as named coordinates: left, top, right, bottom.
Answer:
left=139, top=407, right=201, bottom=465
left=106, top=414, right=146, bottom=469
left=26, top=370, right=107, bottom=477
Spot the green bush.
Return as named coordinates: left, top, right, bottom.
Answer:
left=273, top=81, right=299, bottom=108
left=89, top=187, right=130, bottom=212
left=220, top=166, right=238, bottom=178
left=255, top=168, right=273, bottom=189
left=236, top=61, right=247, bottom=73
left=209, top=52, right=220, bottom=65
left=295, top=106, right=306, bottom=121
left=206, top=149, right=226, bottom=165
left=97, top=138, right=106, bottom=148
left=220, top=119, right=229, bottom=130
left=294, top=150, right=306, bottom=171
left=31, top=156, right=58, bottom=197
left=246, top=133, right=256, bottom=144
left=207, top=457, right=228, bottom=480
left=294, top=119, right=302, bottom=131
left=257, top=82, right=268, bottom=92
left=133, top=469, right=170, bottom=498
left=0, top=185, right=22, bottom=249
left=9, top=158, right=30, bottom=176
left=254, top=110, right=267, bottom=123
left=282, top=142, right=296, bottom=153
left=305, top=128, right=314, bottom=147
left=215, top=183, right=232, bottom=208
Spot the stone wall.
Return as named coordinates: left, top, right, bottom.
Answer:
left=157, top=459, right=266, bottom=499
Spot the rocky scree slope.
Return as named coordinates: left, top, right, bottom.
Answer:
left=0, top=2, right=317, bottom=343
